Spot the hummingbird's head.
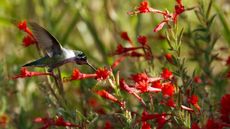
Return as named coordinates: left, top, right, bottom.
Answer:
left=74, top=51, right=96, bottom=71
left=74, top=51, right=87, bottom=65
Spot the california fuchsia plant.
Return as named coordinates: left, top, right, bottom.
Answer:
left=0, top=0, right=230, bottom=129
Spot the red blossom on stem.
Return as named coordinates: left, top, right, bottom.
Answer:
left=34, top=116, right=80, bottom=129
left=194, top=76, right=202, bottom=83
left=119, top=79, right=146, bottom=106
left=164, top=53, right=173, bottom=63
left=188, top=95, right=201, bottom=111
left=96, top=90, right=124, bottom=108
left=131, top=73, right=149, bottom=83
left=161, top=68, right=173, bottom=80
left=173, top=0, right=185, bottom=22
left=120, top=32, right=133, bottom=46
left=161, top=83, right=174, bottom=97
left=22, top=35, right=36, bottom=47
left=17, top=20, right=34, bottom=38
left=205, top=119, right=223, bottom=129
left=220, top=94, right=230, bottom=123
left=191, top=123, right=201, bottom=129
left=95, top=67, right=111, bottom=80
left=12, top=67, right=52, bottom=79
left=137, top=35, right=147, bottom=46
left=142, top=121, right=151, bottom=129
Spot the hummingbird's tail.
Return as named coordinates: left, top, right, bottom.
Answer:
left=22, top=57, right=48, bottom=67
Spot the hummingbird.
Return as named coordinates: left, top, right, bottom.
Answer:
left=23, top=22, right=96, bottom=72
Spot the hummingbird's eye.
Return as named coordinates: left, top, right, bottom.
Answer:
left=78, top=53, right=86, bottom=59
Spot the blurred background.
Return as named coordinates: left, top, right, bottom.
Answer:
left=0, top=0, right=229, bottom=128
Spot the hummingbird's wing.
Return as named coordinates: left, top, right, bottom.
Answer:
left=29, top=22, right=62, bottom=57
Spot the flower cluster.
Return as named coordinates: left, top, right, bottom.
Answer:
left=17, top=20, right=36, bottom=47
left=128, top=0, right=186, bottom=32
left=113, top=32, right=153, bottom=63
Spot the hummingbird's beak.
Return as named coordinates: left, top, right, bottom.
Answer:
left=86, top=61, right=97, bottom=71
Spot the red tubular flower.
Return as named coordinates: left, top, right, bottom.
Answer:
left=119, top=79, right=146, bottom=105
left=137, top=35, right=147, bottom=46
left=22, top=35, right=36, bottom=47
left=131, top=72, right=149, bottom=83
left=34, top=116, right=79, bottom=129
left=17, top=20, right=34, bottom=38
left=12, top=67, right=52, bottom=79
left=156, top=115, right=167, bottom=129
left=220, top=94, right=230, bottom=123
left=95, top=67, right=111, bottom=80
left=96, top=90, right=124, bottom=107
left=194, top=76, right=202, bottom=83
left=173, top=0, right=185, bottom=23
left=205, top=119, right=223, bottom=129
left=152, top=80, right=162, bottom=89
left=128, top=1, right=160, bottom=15
left=166, top=97, right=176, bottom=107
left=161, top=83, right=174, bottom=97
left=161, top=68, right=173, bottom=80
left=188, top=95, right=201, bottom=111
left=165, top=53, right=173, bottom=63
left=104, top=120, right=112, bottom=129
left=142, top=121, right=151, bottom=129
left=135, top=81, right=148, bottom=93
left=120, top=32, right=133, bottom=45
left=191, top=123, right=201, bottom=129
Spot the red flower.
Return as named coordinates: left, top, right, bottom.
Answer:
left=12, top=67, right=52, bottom=79
left=194, top=76, right=202, bottom=83
left=104, top=120, right=112, bottom=129
left=164, top=53, right=173, bottom=63
left=166, top=97, right=176, bottom=107
left=142, top=121, right=151, bottom=129
left=17, top=20, right=34, bottom=37
left=205, top=119, right=223, bottom=129
left=34, top=116, right=79, bottom=129
left=162, top=83, right=174, bottom=97
left=137, top=35, right=147, bottom=46
left=120, top=32, right=133, bottom=45
left=96, top=90, right=124, bottom=107
left=173, top=0, right=185, bottom=22
left=131, top=72, right=149, bottom=83
left=17, top=20, right=27, bottom=31
left=22, top=35, right=36, bottom=47
left=161, top=68, right=173, bottom=80
left=119, top=79, right=146, bottom=105
left=156, top=115, right=167, bottom=129
left=188, top=95, right=201, bottom=111
left=220, top=94, right=230, bottom=123
left=135, top=81, right=148, bottom=92
left=95, top=67, right=111, bottom=80
left=191, top=123, right=201, bottom=129
left=152, top=81, right=162, bottom=92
